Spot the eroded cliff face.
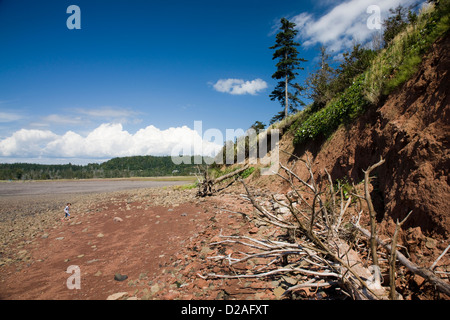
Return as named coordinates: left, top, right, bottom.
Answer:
left=293, top=32, right=449, bottom=236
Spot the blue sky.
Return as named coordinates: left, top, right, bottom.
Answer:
left=0, top=0, right=420, bottom=164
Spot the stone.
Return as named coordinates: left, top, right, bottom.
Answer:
left=87, top=259, right=99, bottom=264
left=273, top=286, right=285, bottom=299
left=113, top=217, right=123, bottom=223
left=114, top=273, right=128, bottom=281
left=97, top=233, right=104, bottom=238
left=150, top=283, right=160, bottom=294
left=425, top=237, right=437, bottom=249
left=106, top=292, right=128, bottom=300
left=282, top=276, right=298, bottom=286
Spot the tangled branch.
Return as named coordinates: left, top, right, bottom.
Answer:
left=199, top=154, right=449, bottom=299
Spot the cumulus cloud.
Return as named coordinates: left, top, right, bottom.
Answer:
left=0, top=123, right=223, bottom=161
left=292, top=0, right=419, bottom=52
left=213, top=78, right=268, bottom=95
left=0, top=129, right=58, bottom=157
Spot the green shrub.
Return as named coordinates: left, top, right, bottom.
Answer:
left=240, top=166, right=255, bottom=179
left=294, top=75, right=369, bottom=145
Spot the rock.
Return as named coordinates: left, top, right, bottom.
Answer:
left=162, top=291, right=180, bottom=300
left=249, top=227, right=259, bottom=234
left=114, top=273, right=128, bottom=281
left=413, top=274, right=425, bottom=287
left=181, top=213, right=187, bottom=217
left=150, top=283, right=160, bottom=294
left=55, top=237, right=64, bottom=240
left=106, top=292, right=128, bottom=300
left=96, top=233, right=104, bottom=238
left=282, top=276, right=298, bottom=286
left=425, top=237, right=437, bottom=249
left=87, top=259, right=99, bottom=264
left=215, top=289, right=230, bottom=300
left=273, top=286, right=285, bottom=299
left=406, top=227, right=423, bottom=244
left=41, top=233, right=49, bottom=239
left=113, top=217, right=123, bottom=223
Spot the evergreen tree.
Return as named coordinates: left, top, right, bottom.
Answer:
left=269, top=18, right=307, bottom=121
left=331, top=43, right=376, bottom=94
left=249, top=121, right=266, bottom=132
left=305, top=46, right=335, bottom=112
left=383, top=5, right=419, bottom=46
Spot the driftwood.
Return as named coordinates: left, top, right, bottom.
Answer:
left=363, top=156, right=385, bottom=269
left=202, top=155, right=391, bottom=299
left=200, top=154, right=450, bottom=299
left=196, top=164, right=249, bottom=197
left=353, top=223, right=450, bottom=297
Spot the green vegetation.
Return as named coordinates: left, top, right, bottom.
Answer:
left=365, top=1, right=450, bottom=101
left=294, top=74, right=369, bottom=144
left=290, top=1, right=450, bottom=146
left=209, top=165, right=255, bottom=181
left=240, top=166, right=256, bottom=179
left=269, top=18, right=307, bottom=123
left=0, top=155, right=209, bottom=180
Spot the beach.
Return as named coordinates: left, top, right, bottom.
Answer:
left=0, top=179, right=277, bottom=300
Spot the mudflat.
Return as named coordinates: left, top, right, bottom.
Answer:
left=0, top=178, right=193, bottom=197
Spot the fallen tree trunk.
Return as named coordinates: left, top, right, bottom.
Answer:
left=353, top=223, right=450, bottom=297
left=197, top=165, right=249, bottom=197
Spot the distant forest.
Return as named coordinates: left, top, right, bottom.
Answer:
left=0, top=155, right=209, bottom=180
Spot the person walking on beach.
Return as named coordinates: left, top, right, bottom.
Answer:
left=63, top=203, right=71, bottom=221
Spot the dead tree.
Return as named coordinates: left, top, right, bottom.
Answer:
left=353, top=223, right=450, bottom=297
left=200, top=154, right=450, bottom=299
left=196, top=164, right=249, bottom=197
left=201, top=155, right=390, bottom=299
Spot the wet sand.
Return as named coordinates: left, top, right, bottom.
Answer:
left=0, top=178, right=193, bottom=197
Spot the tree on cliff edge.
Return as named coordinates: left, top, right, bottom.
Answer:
left=269, top=18, right=307, bottom=123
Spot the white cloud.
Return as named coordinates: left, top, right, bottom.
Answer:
left=213, top=78, right=268, bottom=95
left=0, top=111, right=23, bottom=123
left=41, top=114, right=84, bottom=125
left=292, top=0, right=419, bottom=53
left=0, top=123, right=223, bottom=161
left=74, top=107, right=140, bottom=119
left=0, top=129, right=58, bottom=157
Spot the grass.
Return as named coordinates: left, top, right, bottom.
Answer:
left=364, top=2, right=450, bottom=102
left=292, top=1, right=450, bottom=146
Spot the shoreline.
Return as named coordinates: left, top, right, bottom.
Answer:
left=0, top=176, right=196, bottom=183
left=0, top=177, right=195, bottom=197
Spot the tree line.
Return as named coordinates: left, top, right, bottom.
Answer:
left=0, top=155, right=207, bottom=180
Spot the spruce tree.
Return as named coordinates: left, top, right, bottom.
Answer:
left=269, top=18, right=307, bottom=121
